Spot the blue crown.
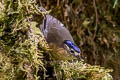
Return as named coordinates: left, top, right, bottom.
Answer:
left=64, top=40, right=80, bottom=53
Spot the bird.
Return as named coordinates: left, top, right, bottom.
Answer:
left=39, top=7, right=83, bottom=60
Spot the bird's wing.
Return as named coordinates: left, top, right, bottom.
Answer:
left=46, top=22, right=74, bottom=46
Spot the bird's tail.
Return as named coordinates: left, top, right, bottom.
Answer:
left=39, top=6, right=47, bottom=12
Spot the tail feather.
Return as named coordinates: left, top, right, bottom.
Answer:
left=39, top=6, right=46, bottom=12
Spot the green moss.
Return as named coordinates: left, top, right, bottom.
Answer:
left=57, top=61, right=113, bottom=80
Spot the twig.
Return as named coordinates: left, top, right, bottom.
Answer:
left=93, top=0, right=99, bottom=39
left=39, top=0, right=42, bottom=6
left=93, top=0, right=98, bottom=27
left=57, top=0, right=60, bottom=7
left=113, top=0, right=118, bottom=8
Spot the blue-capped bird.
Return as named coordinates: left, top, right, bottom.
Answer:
left=40, top=7, right=83, bottom=60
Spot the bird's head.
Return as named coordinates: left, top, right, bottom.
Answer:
left=64, top=40, right=83, bottom=60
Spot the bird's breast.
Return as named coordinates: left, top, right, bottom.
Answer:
left=49, top=43, right=76, bottom=60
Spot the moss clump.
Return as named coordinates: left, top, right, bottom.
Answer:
left=59, top=61, right=113, bottom=80
left=0, top=0, right=48, bottom=79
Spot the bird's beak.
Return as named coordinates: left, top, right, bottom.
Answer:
left=74, top=52, right=84, bottom=61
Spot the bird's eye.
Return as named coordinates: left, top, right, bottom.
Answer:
left=70, top=49, right=74, bottom=54
left=64, top=44, right=75, bottom=54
